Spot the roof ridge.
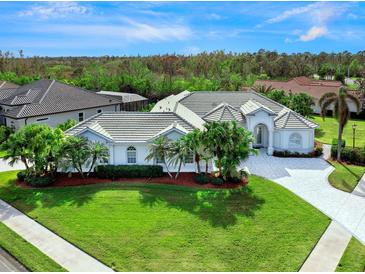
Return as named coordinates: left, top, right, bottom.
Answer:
left=39, top=80, right=55, bottom=103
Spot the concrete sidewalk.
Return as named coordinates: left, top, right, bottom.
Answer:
left=300, top=221, right=352, bottom=272
left=0, top=200, right=113, bottom=272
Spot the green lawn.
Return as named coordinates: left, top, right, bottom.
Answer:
left=328, top=161, right=365, bottom=192
left=0, top=170, right=330, bottom=272
left=336, top=237, right=365, bottom=272
left=312, top=115, right=365, bottom=147
left=0, top=222, right=65, bottom=272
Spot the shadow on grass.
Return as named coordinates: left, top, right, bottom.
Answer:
left=138, top=186, right=265, bottom=228
left=315, top=128, right=325, bottom=138
left=340, top=162, right=362, bottom=181
left=0, top=172, right=264, bottom=228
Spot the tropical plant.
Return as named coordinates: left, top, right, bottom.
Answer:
left=319, top=87, right=361, bottom=160
left=56, top=119, right=77, bottom=131
left=86, top=142, right=109, bottom=176
left=168, top=138, right=192, bottom=179
left=145, top=136, right=173, bottom=178
left=0, top=125, right=13, bottom=145
left=252, top=84, right=274, bottom=94
left=183, top=129, right=203, bottom=173
left=288, top=93, right=315, bottom=117
left=61, top=136, right=91, bottom=178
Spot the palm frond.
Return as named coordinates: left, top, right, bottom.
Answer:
left=319, top=92, right=337, bottom=107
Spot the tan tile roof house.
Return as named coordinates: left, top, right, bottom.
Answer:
left=254, top=76, right=359, bottom=113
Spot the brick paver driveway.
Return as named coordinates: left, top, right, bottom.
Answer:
left=241, top=150, right=365, bottom=244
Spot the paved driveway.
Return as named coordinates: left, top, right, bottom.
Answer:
left=241, top=150, right=365, bottom=244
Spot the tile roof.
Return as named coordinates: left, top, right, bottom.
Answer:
left=254, top=76, right=342, bottom=100
left=96, top=91, right=148, bottom=103
left=0, top=81, right=19, bottom=90
left=66, top=112, right=195, bottom=142
left=0, top=80, right=120, bottom=119
left=274, top=109, right=317, bottom=129
left=240, top=99, right=276, bottom=116
left=179, top=91, right=285, bottom=117
left=202, top=103, right=244, bottom=122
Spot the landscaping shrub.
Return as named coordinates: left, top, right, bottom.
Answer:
left=17, top=171, right=28, bottom=182
left=273, top=146, right=322, bottom=158
left=194, top=174, right=210, bottom=184
left=95, top=165, right=164, bottom=179
left=331, top=146, right=365, bottom=166
left=211, top=177, right=224, bottom=185
left=24, top=176, right=55, bottom=187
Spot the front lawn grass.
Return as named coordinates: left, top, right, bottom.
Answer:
left=0, top=170, right=330, bottom=271
left=312, top=115, right=365, bottom=147
left=328, top=161, right=365, bottom=192
left=0, top=222, right=65, bottom=272
left=336, top=237, right=365, bottom=272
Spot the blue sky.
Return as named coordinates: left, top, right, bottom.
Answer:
left=1, top=1, right=365, bottom=56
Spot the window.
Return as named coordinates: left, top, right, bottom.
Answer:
left=78, top=112, right=84, bottom=122
left=289, top=133, right=302, bottom=148
left=127, top=146, right=137, bottom=164
left=97, top=109, right=102, bottom=113
left=36, top=117, right=49, bottom=122
left=185, top=152, right=194, bottom=164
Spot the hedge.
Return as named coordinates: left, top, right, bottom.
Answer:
left=332, top=138, right=346, bottom=148
left=331, top=146, right=365, bottom=166
left=24, top=176, right=55, bottom=187
left=273, top=146, right=323, bottom=158
left=95, top=165, right=164, bottom=179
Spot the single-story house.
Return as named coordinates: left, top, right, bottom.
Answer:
left=254, top=76, right=359, bottom=114
left=96, top=91, right=149, bottom=111
left=67, top=90, right=318, bottom=172
left=0, top=79, right=121, bottom=129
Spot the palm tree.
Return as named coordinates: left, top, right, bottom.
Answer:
left=145, top=136, right=173, bottom=178
left=252, top=84, right=274, bottom=94
left=319, top=87, right=361, bottom=160
left=1, top=132, right=31, bottom=171
left=184, top=129, right=203, bottom=173
left=168, top=138, right=191, bottom=179
left=87, top=142, right=109, bottom=176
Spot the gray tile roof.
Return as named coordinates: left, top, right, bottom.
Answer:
left=0, top=80, right=120, bottom=119
left=274, top=109, right=317, bottom=129
left=67, top=112, right=195, bottom=142
left=96, top=91, right=148, bottom=103
left=202, top=103, right=244, bottom=122
left=179, top=91, right=285, bottom=117
left=0, top=81, right=19, bottom=90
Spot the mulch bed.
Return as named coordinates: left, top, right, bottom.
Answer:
left=16, top=172, right=248, bottom=189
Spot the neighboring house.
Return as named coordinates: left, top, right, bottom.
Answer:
left=67, top=90, right=317, bottom=172
left=96, top=91, right=149, bottom=111
left=0, top=81, right=19, bottom=90
left=0, top=79, right=120, bottom=129
left=254, top=76, right=359, bottom=114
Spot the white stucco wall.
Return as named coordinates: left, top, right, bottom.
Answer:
left=4, top=105, right=118, bottom=130
left=312, top=98, right=358, bottom=114
left=273, top=128, right=315, bottom=153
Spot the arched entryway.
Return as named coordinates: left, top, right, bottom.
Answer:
left=253, top=123, right=269, bottom=148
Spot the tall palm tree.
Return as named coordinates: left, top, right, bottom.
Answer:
left=184, top=129, right=203, bottom=173
left=319, top=86, right=361, bottom=160
left=145, top=136, right=173, bottom=178
left=87, top=142, right=109, bottom=176
left=168, top=138, right=191, bottom=179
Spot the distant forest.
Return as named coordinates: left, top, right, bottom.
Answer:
left=1, top=50, right=364, bottom=100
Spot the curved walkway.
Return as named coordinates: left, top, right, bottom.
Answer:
left=242, top=151, right=365, bottom=244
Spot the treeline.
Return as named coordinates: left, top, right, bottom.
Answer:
left=0, top=50, right=364, bottom=100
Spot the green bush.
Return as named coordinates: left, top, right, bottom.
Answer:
left=24, top=176, right=55, bottom=187
left=194, top=174, right=210, bottom=184
left=273, top=147, right=322, bottom=158
left=331, top=146, right=365, bottom=165
left=211, top=177, right=224, bottom=185
left=227, top=170, right=241, bottom=184
left=95, top=165, right=164, bottom=179
left=16, top=171, right=28, bottom=182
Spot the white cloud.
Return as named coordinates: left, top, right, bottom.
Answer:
left=206, top=13, right=224, bottom=20
left=265, top=2, right=323, bottom=24
left=299, top=26, right=328, bottom=41
left=18, top=2, right=90, bottom=20
left=32, top=18, right=192, bottom=43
